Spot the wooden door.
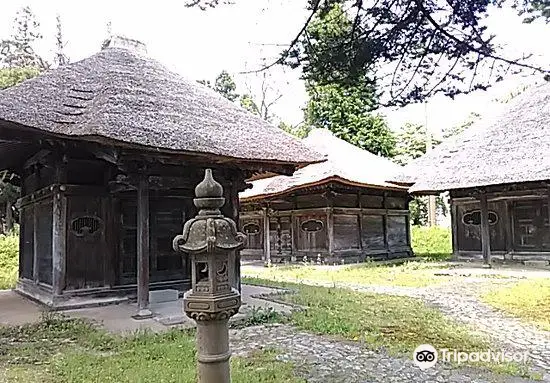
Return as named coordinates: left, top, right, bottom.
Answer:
left=149, top=198, right=187, bottom=282
left=269, top=216, right=293, bottom=255
left=66, top=195, right=107, bottom=290
left=296, top=215, right=327, bottom=252
left=512, top=200, right=549, bottom=251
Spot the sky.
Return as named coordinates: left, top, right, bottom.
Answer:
left=0, top=0, right=548, bottom=134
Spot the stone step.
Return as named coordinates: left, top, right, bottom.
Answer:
left=523, top=260, right=549, bottom=268
left=149, top=289, right=179, bottom=304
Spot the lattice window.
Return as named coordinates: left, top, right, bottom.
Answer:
left=70, top=216, right=102, bottom=237
left=301, top=219, right=324, bottom=232
left=462, top=210, right=498, bottom=226
left=242, top=223, right=260, bottom=235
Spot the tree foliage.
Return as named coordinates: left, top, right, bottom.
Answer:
left=0, top=6, right=50, bottom=232
left=54, top=14, right=69, bottom=67
left=200, top=70, right=288, bottom=124
left=303, top=3, right=396, bottom=157
left=0, top=6, right=47, bottom=69
left=0, top=67, right=41, bottom=90
left=395, top=122, right=441, bottom=164
left=199, top=70, right=239, bottom=101
left=305, top=82, right=396, bottom=156
left=187, top=0, right=549, bottom=106
left=214, top=70, right=239, bottom=102
left=394, top=122, right=446, bottom=226
left=278, top=121, right=310, bottom=139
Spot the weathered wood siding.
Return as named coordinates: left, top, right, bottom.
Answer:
left=455, top=201, right=507, bottom=252
left=361, top=215, right=385, bottom=250
left=451, top=184, right=550, bottom=259
left=65, top=195, right=107, bottom=290
left=240, top=182, right=412, bottom=262
left=333, top=214, right=360, bottom=250
left=36, top=200, right=53, bottom=285
left=19, top=206, right=34, bottom=280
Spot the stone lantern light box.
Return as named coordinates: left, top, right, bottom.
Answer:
left=173, top=169, right=247, bottom=321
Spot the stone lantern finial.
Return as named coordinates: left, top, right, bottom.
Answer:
left=194, top=169, right=225, bottom=215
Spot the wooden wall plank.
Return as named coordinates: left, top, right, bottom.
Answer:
left=135, top=174, right=151, bottom=317
left=480, top=192, right=492, bottom=264
left=52, top=189, right=67, bottom=295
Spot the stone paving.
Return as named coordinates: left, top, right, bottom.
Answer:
left=231, top=324, right=537, bottom=383
left=302, top=278, right=550, bottom=378
left=249, top=272, right=550, bottom=381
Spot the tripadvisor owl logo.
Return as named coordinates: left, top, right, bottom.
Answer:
left=413, top=344, right=438, bottom=369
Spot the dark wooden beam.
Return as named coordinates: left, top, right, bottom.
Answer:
left=133, top=173, right=152, bottom=319
left=23, top=149, right=51, bottom=169
left=52, top=187, right=67, bottom=296
left=229, top=176, right=242, bottom=292
left=479, top=192, right=492, bottom=266
left=383, top=192, right=389, bottom=259
left=504, top=201, right=513, bottom=255
left=87, top=145, right=120, bottom=164
left=33, top=204, right=39, bottom=283
left=450, top=201, right=459, bottom=259
left=263, top=206, right=271, bottom=265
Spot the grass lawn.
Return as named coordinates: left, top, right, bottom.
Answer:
left=0, top=234, right=18, bottom=290
left=482, top=278, right=550, bottom=331
left=245, top=277, right=538, bottom=379
left=411, top=226, right=452, bottom=261
left=242, top=261, right=452, bottom=288
left=0, top=314, right=304, bottom=383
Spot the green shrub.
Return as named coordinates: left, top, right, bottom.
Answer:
left=411, top=226, right=452, bottom=260
left=0, top=233, right=19, bottom=289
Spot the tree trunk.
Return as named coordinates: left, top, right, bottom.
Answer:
left=5, top=200, right=13, bottom=233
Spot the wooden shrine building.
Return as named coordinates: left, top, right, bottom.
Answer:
left=0, top=36, right=322, bottom=309
left=240, top=129, right=412, bottom=263
left=391, top=81, right=550, bottom=264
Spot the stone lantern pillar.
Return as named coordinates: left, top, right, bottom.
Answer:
left=173, top=169, right=246, bottom=383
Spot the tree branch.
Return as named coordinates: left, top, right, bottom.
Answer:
left=239, top=0, right=322, bottom=74
left=414, top=0, right=548, bottom=74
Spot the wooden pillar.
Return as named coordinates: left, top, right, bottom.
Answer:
left=383, top=192, right=389, bottom=259
left=33, top=203, right=39, bottom=283
left=326, top=208, right=334, bottom=256
left=450, top=200, right=459, bottom=259
left=134, top=174, right=152, bottom=319
left=229, top=178, right=241, bottom=292
left=546, top=189, right=550, bottom=255
left=503, top=200, right=513, bottom=257
left=5, top=201, right=13, bottom=233
left=325, top=189, right=334, bottom=258
left=52, top=186, right=67, bottom=296
left=405, top=214, right=412, bottom=256
left=479, top=192, right=492, bottom=266
left=263, top=206, right=271, bottom=265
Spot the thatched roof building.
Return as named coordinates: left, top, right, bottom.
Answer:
left=242, top=128, right=405, bottom=201
left=391, top=82, right=550, bottom=193
left=0, top=36, right=323, bottom=310
left=391, top=81, right=550, bottom=265
left=0, top=36, right=322, bottom=173
left=240, top=129, right=412, bottom=263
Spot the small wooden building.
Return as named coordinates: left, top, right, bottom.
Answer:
left=0, top=36, right=322, bottom=308
left=391, top=81, right=550, bottom=264
left=240, top=129, right=412, bottom=263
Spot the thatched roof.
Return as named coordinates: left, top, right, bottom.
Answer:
left=241, top=129, right=406, bottom=201
left=0, top=36, right=323, bottom=169
left=390, top=81, right=550, bottom=193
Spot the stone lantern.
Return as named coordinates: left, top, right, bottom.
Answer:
left=173, top=169, right=246, bottom=383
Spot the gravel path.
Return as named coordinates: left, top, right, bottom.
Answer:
left=253, top=276, right=550, bottom=380
left=231, top=324, right=538, bottom=383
